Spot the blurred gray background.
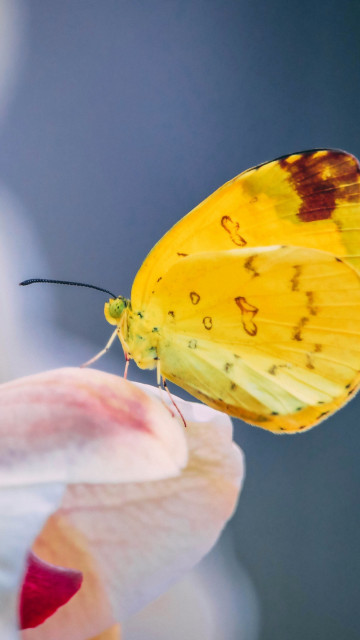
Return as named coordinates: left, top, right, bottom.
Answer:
left=1, top=1, right=360, bottom=638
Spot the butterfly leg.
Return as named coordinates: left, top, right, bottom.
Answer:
left=156, top=360, right=166, bottom=399
left=156, top=358, right=161, bottom=386
left=80, top=327, right=119, bottom=368
left=155, top=361, right=175, bottom=418
left=162, top=377, right=187, bottom=428
left=124, top=354, right=130, bottom=379
left=155, top=361, right=186, bottom=426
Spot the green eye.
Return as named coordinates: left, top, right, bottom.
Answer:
left=108, top=297, right=126, bottom=318
left=104, top=296, right=130, bottom=326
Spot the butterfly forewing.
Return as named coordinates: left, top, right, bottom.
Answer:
left=131, top=149, right=360, bottom=310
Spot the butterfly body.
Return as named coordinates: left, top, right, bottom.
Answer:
left=105, top=295, right=162, bottom=370
left=104, top=149, right=360, bottom=432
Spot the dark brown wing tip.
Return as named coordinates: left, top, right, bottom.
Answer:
left=243, top=148, right=360, bottom=176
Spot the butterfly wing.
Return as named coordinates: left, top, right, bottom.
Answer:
left=132, top=150, right=360, bottom=310
left=149, top=245, right=360, bottom=432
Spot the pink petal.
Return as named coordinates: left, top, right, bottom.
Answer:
left=19, top=552, right=82, bottom=629
left=0, top=367, right=188, bottom=485
left=22, top=387, right=244, bottom=640
left=0, top=369, right=188, bottom=638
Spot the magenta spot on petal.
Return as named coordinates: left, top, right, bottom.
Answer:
left=19, top=551, right=83, bottom=629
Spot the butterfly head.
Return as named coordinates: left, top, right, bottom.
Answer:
left=104, top=296, right=130, bottom=326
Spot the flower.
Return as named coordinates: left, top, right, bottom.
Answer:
left=0, top=367, right=244, bottom=639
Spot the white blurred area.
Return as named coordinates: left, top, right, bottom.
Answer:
left=0, top=2, right=260, bottom=638
left=123, top=531, right=260, bottom=640
left=0, top=188, right=98, bottom=381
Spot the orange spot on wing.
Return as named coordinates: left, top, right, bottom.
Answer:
left=221, top=215, right=247, bottom=246
left=292, top=316, right=309, bottom=341
left=190, top=291, right=200, bottom=304
left=234, top=296, right=259, bottom=336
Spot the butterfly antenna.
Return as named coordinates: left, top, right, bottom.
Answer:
left=19, top=278, right=117, bottom=298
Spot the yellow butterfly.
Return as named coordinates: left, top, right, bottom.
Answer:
left=22, top=149, right=360, bottom=433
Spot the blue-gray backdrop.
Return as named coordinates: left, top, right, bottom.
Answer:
left=1, top=2, right=360, bottom=638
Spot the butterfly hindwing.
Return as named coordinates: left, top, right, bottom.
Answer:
left=146, top=245, right=360, bottom=432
